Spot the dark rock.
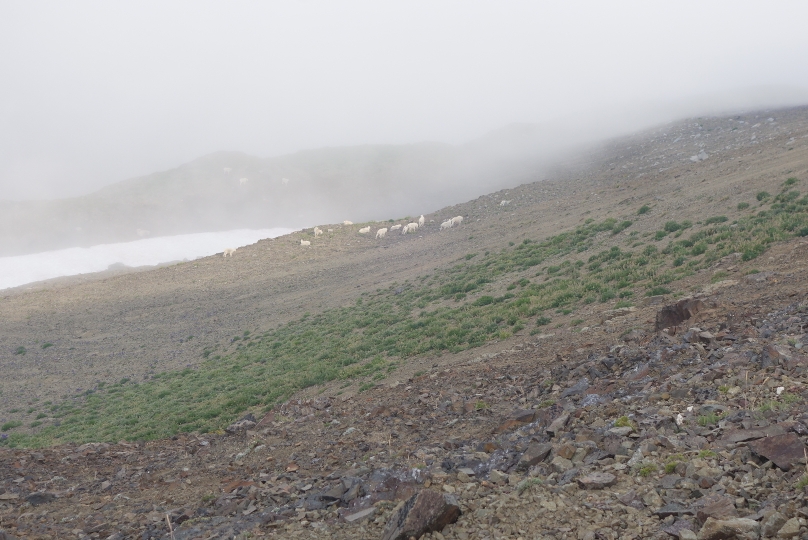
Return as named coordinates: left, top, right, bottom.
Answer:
left=721, top=424, right=786, bottom=444
left=25, top=492, right=56, bottom=506
left=601, top=436, right=629, bottom=457
left=546, top=413, right=570, bottom=437
left=655, top=298, right=705, bottom=331
left=557, top=468, right=579, bottom=486
left=494, top=409, right=538, bottom=433
left=694, top=495, right=738, bottom=524
left=561, top=377, right=589, bottom=398
left=516, top=442, right=552, bottom=471
left=576, top=472, right=616, bottom=490
left=225, top=415, right=257, bottom=433
left=660, top=518, right=695, bottom=538
left=761, top=511, right=787, bottom=537
left=655, top=503, right=687, bottom=518
left=660, top=475, right=683, bottom=489
left=616, top=490, right=645, bottom=510
left=380, top=490, right=461, bottom=540
left=748, top=432, right=806, bottom=471
left=670, top=387, right=691, bottom=399
left=696, top=517, right=759, bottom=540
left=583, top=450, right=609, bottom=464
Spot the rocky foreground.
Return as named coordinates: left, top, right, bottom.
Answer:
left=2, top=250, right=808, bottom=539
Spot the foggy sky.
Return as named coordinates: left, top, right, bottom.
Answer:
left=2, top=1, right=808, bottom=201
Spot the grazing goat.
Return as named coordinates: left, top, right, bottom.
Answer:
left=390, top=224, right=402, bottom=231
left=358, top=226, right=371, bottom=234
left=451, top=216, right=463, bottom=226
left=418, top=215, right=425, bottom=227
left=440, top=220, right=453, bottom=230
left=343, top=221, right=353, bottom=225
left=402, top=222, right=419, bottom=235
left=500, top=200, right=511, bottom=206
left=376, top=228, right=387, bottom=239
left=223, top=248, right=237, bottom=257
left=300, top=240, right=311, bottom=246
left=314, top=227, right=323, bottom=237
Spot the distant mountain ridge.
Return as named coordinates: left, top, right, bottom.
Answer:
left=0, top=124, right=578, bottom=256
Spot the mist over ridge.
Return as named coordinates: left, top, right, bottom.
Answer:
left=0, top=120, right=588, bottom=256
left=5, top=94, right=808, bottom=258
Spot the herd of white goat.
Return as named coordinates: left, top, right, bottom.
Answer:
left=224, top=213, right=465, bottom=255
left=295, top=213, right=463, bottom=248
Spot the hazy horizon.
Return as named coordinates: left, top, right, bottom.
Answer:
left=2, top=2, right=808, bottom=202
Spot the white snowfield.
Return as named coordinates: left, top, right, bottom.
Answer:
left=0, top=228, right=295, bottom=290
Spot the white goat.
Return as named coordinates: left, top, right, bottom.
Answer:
left=451, top=215, right=463, bottom=226
left=440, top=220, right=453, bottom=230
left=282, top=178, right=290, bottom=185
left=327, top=228, right=334, bottom=233
left=402, top=222, right=419, bottom=235
left=300, top=240, right=311, bottom=246
left=359, top=226, right=371, bottom=234
left=418, top=215, right=425, bottom=227
left=343, top=221, right=353, bottom=225
left=500, top=200, right=511, bottom=206
left=136, top=228, right=150, bottom=237
left=239, top=178, right=249, bottom=186
left=223, top=167, right=232, bottom=173
left=223, top=247, right=237, bottom=257
left=376, top=228, right=388, bottom=239
left=390, top=224, right=402, bottom=231
left=314, top=227, right=323, bottom=237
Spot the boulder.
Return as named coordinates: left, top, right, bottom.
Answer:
left=748, top=433, right=806, bottom=471
left=225, top=413, right=257, bottom=433
left=516, top=442, right=552, bottom=471
left=776, top=518, right=802, bottom=538
left=655, top=298, right=705, bottom=331
left=381, top=490, right=461, bottom=540
left=697, top=517, right=759, bottom=540
left=576, top=472, right=617, bottom=490
left=494, top=409, right=538, bottom=433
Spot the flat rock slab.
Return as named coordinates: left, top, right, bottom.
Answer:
left=660, top=517, right=695, bottom=538
left=607, top=426, right=633, bottom=436
left=721, top=424, right=786, bottom=444
left=694, top=495, right=738, bottom=524
left=660, top=474, right=683, bottom=489
left=697, top=517, right=759, bottom=540
left=576, top=472, right=616, bottom=490
left=516, top=442, right=552, bottom=471
left=748, top=432, right=806, bottom=471
left=546, top=413, right=570, bottom=437
left=343, top=507, right=375, bottom=523
left=381, top=490, right=460, bottom=540
left=494, top=409, right=538, bottom=433
left=25, top=492, right=56, bottom=506
left=654, top=503, right=688, bottom=518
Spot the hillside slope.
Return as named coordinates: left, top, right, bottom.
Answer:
left=0, top=105, right=806, bottom=428
left=1, top=105, right=808, bottom=538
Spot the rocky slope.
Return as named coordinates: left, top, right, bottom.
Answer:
left=2, top=106, right=808, bottom=539
left=2, top=237, right=808, bottom=539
